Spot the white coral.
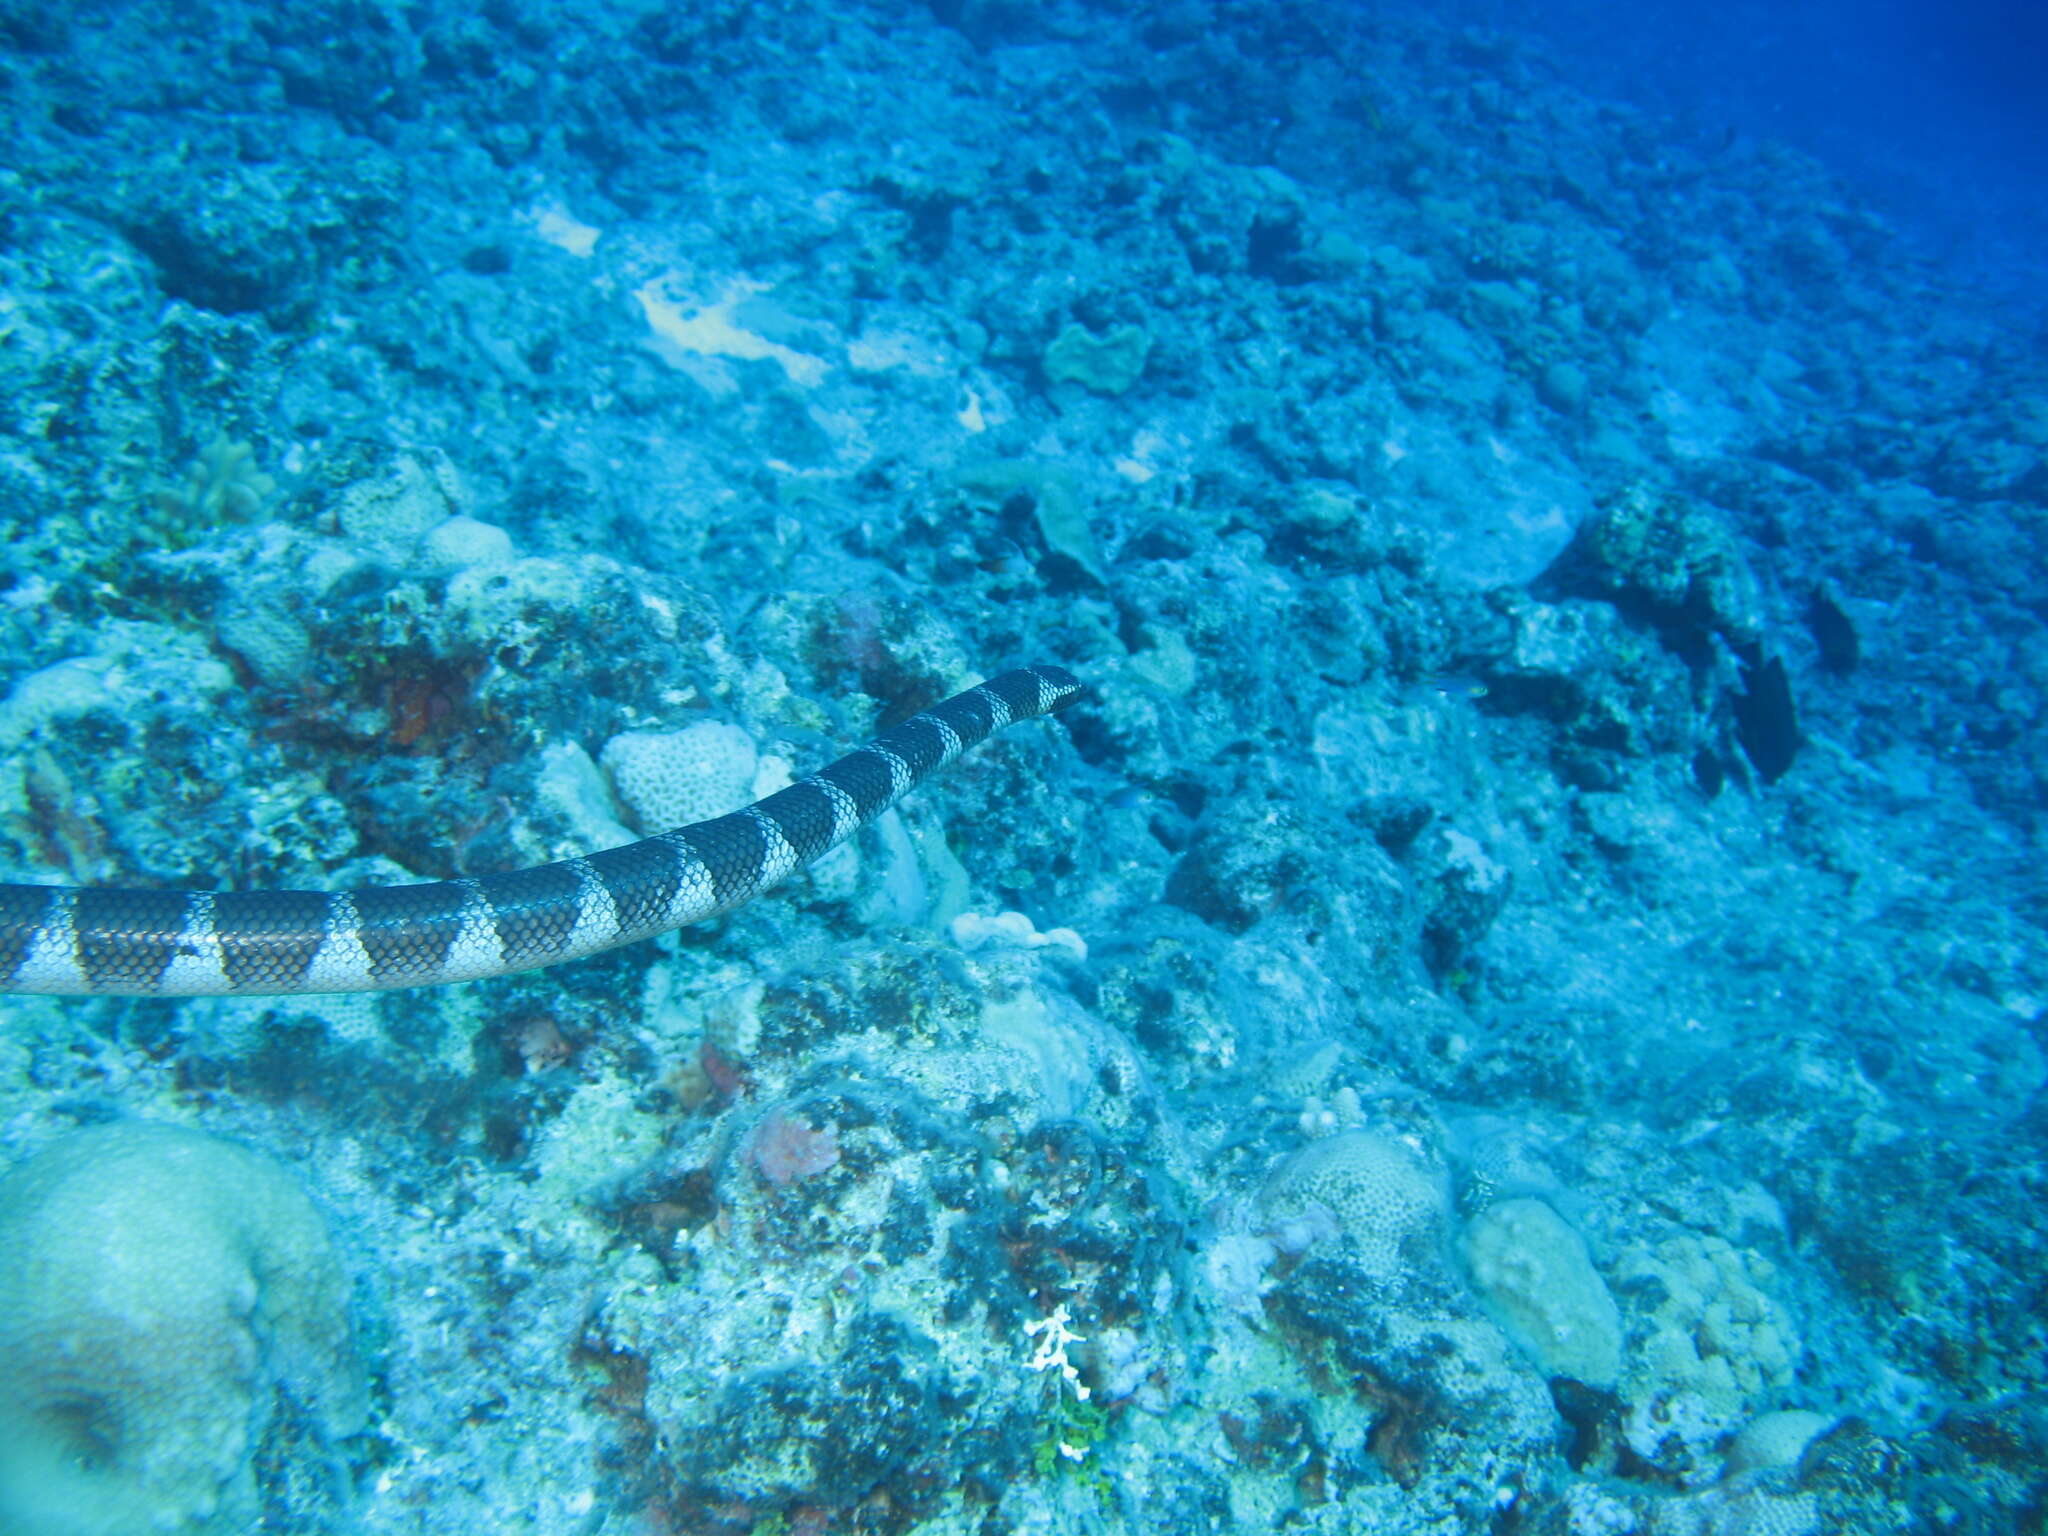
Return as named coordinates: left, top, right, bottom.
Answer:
left=1618, top=1232, right=1804, bottom=1484
left=1621, top=1232, right=1801, bottom=1417
left=1261, top=1129, right=1449, bottom=1283
left=600, top=719, right=762, bottom=832
left=1462, top=1197, right=1624, bottom=1388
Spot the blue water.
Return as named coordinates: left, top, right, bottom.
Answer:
left=0, top=1, right=2043, bottom=1532
left=1444, top=0, right=2048, bottom=303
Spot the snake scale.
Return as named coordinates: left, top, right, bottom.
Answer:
left=0, top=664, right=1082, bottom=998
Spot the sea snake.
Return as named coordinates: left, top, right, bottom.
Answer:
left=0, top=664, right=1082, bottom=998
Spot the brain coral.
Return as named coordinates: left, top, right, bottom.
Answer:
left=1261, top=1129, right=1450, bottom=1283
left=0, top=1122, right=366, bottom=1536
left=600, top=719, right=762, bottom=832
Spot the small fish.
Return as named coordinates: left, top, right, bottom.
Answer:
left=977, top=537, right=1035, bottom=579
left=1415, top=673, right=1489, bottom=703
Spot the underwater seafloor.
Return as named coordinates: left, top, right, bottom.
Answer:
left=0, top=2, right=2043, bottom=1533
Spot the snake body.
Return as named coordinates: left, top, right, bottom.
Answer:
left=0, top=665, right=1081, bottom=997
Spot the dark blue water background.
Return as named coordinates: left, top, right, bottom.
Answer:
left=1429, top=0, right=2048, bottom=305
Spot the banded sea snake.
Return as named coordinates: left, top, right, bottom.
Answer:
left=0, top=664, right=1082, bottom=998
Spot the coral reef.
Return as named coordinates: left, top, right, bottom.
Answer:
left=0, top=0, right=2041, bottom=1530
